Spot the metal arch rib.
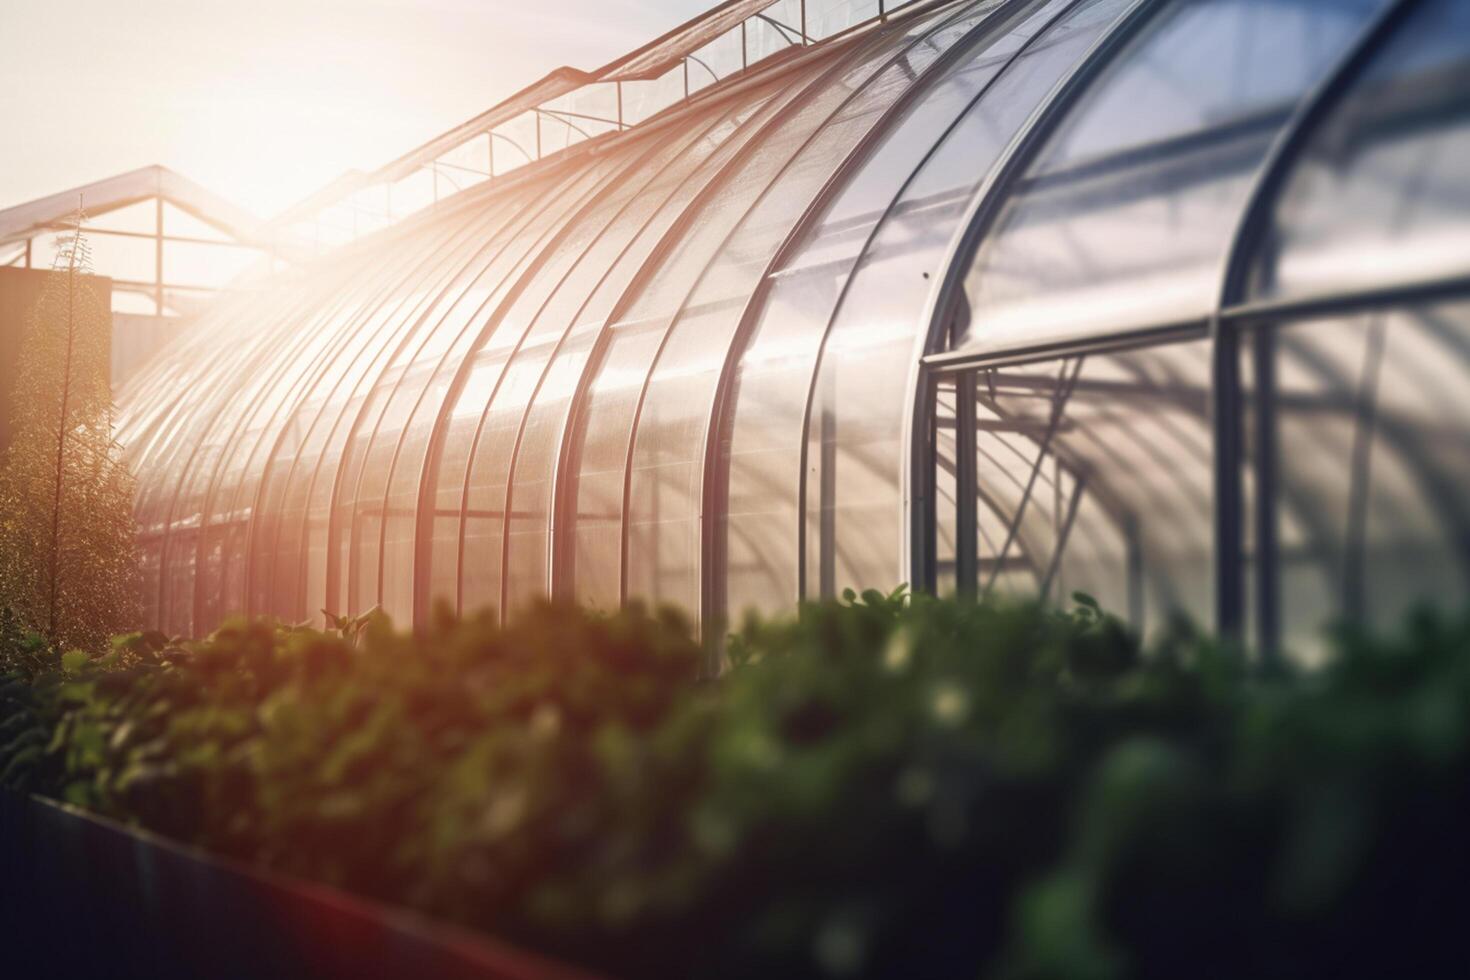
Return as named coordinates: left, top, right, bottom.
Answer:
left=904, top=0, right=1166, bottom=597
left=609, top=0, right=988, bottom=628
left=1209, top=0, right=1425, bottom=650
left=699, top=0, right=1038, bottom=636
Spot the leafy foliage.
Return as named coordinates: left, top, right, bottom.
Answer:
left=0, top=212, right=139, bottom=651
left=2, top=593, right=1468, bottom=978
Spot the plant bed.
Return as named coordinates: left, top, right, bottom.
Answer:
left=3, top=594, right=1470, bottom=978
left=0, top=789, right=596, bottom=980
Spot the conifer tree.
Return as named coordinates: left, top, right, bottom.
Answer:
left=0, top=208, right=138, bottom=650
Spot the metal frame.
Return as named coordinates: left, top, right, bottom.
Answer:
left=607, top=0, right=983, bottom=629
left=909, top=0, right=1166, bottom=596
left=410, top=110, right=706, bottom=620
left=237, top=205, right=508, bottom=625
left=333, top=161, right=615, bottom=619
left=489, top=106, right=758, bottom=625
left=795, top=0, right=1093, bottom=604
left=198, top=208, right=493, bottom=628
left=126, top=0, right=1470, bottom=642
left=699, top=0, right=1039, bottom=630
left=319, top=166, right=614, bottom=621
left=450, top=72, right=826, bottom=620
left=1210, top=0, right=1422, bottom=647
left=542, top=15, right=897, bottom=617
left=150, top=220, right=425, bottom=631
left=913, top=0, right=1432, bottom=648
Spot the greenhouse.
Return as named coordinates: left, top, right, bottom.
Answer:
left=117, top=0, right=1470, bottom=656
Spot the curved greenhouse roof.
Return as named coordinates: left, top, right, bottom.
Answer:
left=119, top=0, right=1470, bottom=655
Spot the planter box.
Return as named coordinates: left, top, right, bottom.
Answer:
left=0, top=790, right=596, bottom=980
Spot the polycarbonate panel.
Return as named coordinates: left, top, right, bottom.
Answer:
left=242, top=203, right=530, bottom=627
left=1265, top=301, right=1470, bottom=661
left=1251, top=0, right=1470, bottom=302
left=456, top=107, right=756, bottom=622
left=376, top=102, right=733, bottom=623
left=723, top=0, right=1068, bottom=618
left=184, top=210, right=498, bottom=631
left=624, top=0, right=1008, bottom=622
left=565, top=1, right=961, bottom=613
left=958, top=339, right=1216, bottom=636
left=559, top=42, right=863, bottom=612
left=142, top=244, right=412, bottom=634
left=378, top=124, right=698, bottom=623
left=202, top=215, right=513, bottom=628
left=496, top=104, right=780, bottom=619
left=289, top=179, right=582, bottom=620
left=443, top=143, right=692, bottom=619
left=959, top=0, right=1386, bottom=355
left=124, top=269, right=331, bottom=500
left=353, top=153, right=644, bottom=621
left=804, top=0, right=1131, bottom=602
left=239, top=191, right=529, bottom=625
left=293, top=161, right=623, bottom=624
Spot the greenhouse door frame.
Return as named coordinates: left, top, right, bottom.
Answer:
left=910, top=323, right=1206, bottom=614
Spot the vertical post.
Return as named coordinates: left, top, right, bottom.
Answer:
left=1212, top=316, right=1244, bottom=641
left=955, top=372, right=977, bottom=595
left=683, top=58, right=690, bottom=99
left=819, top=402, right=836, bottom=599
left=742, top=19, right=748, bottom=71
left=535, top=111, right=543, bottom=159
left=616, top=81, right=624, bottom=129
left=879, top=0, right=887, bottom=22
left=1252, top=325, right=1280, bottom=662
left=800, top=0, right=808, bottom=43
left=24, top=238, right=31, bottom=268
left=154, top=196, right=164, bottom=316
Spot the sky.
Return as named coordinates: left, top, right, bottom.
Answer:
left=0, top=0, right=705, bottom=219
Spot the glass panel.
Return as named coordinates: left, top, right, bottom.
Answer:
left=805, top=0, right=1132, bottom=601
left=959, top=0, right=1386, bottom=356
left=688, top=26, right=746, bottom=95
left=1252, top=0, right=1470, bottom=301
left=1265, top=301, right=1470, bottom=662
left=491, top=113, right=539, bottom=175
left=961, top=338, right=1216, bottom=637
left=724, top=0, right=1070, bottom=619
left=626, top=0, right=1010, bottom=621
left=619, top=64, right=686, bottom=128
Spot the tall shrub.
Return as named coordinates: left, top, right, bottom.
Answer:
left=0, top=209, right=138, bottom=651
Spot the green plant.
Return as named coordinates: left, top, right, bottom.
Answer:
left=1, top=593, right=1467, bottom=979
left=0, top=208, right=139, bottom=651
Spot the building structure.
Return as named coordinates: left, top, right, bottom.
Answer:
left=0, top=166, right=274, bottom=387
left=116, top=0, right=1470, bottom=660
